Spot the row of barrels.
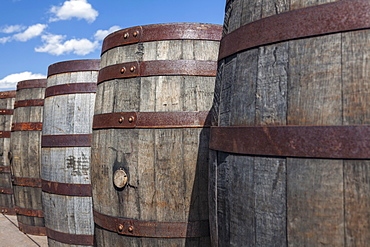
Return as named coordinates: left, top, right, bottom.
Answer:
left=2, top=0, right=370, bottom=245
left=0, top=23, right=221, bottom=246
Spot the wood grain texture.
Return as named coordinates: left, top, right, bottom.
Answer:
left=287, top=32, right=344, bottom=246
left=209, top=0, right=370, bottom=246
left=92, top=24, right=220, bottom=246
left=342, top=29, right=370, bottom=246
left=210, top=0, right=289, bottom=246
left=41, top=64, right=98, bottom=246
left=11, top=82, right=45, bottom=232
left=0, top=92, right=15, bottom=214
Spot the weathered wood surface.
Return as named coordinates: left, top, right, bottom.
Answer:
left=11, top=80, right=46, bottom=234
left=341, top=29, right=370, bottom=246
left=42, top=62, right=98, bottom=246
left=211, top=0, right=370, bottom=246
left=92, top=23, right=221, bottom=246
left=0, top=91, right=15, bottom=215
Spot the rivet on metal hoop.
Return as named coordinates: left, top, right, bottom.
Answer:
left=118, top=224, right=124, bottom=231
left=128, top=225, right=134, bottom=232
left=123, top=33, right=129, bottom=39
left=128, top=116, right=134, bottom=123
left=120, top=67, right=126, bottom=74
left=118, top=117, right=124, bottom=123
left=133, top=31, right=139, bottom=37
left=130, top=66, right=136, bottom=72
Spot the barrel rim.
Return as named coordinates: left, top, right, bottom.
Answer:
left=0, top=90, right=16, bottom=99
left=218, top=0, right=370, bottom=60
left=101, top=22, right=222, bottom=54
left=47, top=59, right=100, bottom=77
left=17, top=79, right=47, bottom=90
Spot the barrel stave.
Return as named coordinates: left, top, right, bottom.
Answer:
left=341, top=29, right=370, bottom=245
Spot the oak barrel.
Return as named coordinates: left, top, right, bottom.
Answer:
left=10, top=79, right=46, bottom=235
left=210, top=0, right=370, bottom=246
left=92, top=23, right=222, bottom=246
left=41, top=59, right=99, bottom=246
left=0, top=90, right=16, bottom=215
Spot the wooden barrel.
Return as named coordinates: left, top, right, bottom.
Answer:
left=0, top=90, right=16, bottom=215
left=10, top=79, right=46, bottom=235
left=210, top=0, right=370, bottom=246
left=91, top=23, right=222, bottom=246
left=41, top=59, right=99, bottom=246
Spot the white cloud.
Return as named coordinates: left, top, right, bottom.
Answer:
left=94, top=25, right=121, bottom=41
left=49, top=0, right=98, bottom=23
left=0, top=25, right=25, bottom=34
left=0, top=37, right=11, bottom=44
left=35, top=33, right=99, bottom=56
left=0, top=72, right=46, bottom=90
left=13, top=24, right=47, bottom=42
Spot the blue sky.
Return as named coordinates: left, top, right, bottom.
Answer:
left=0, top=0, right=225, bottom=91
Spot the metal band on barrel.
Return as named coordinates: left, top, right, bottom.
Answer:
left=48, top=59, right=100, bottom=77
left=41, top=134, right=92, bottom=147
left=93, top=210, right=209, bottom=238
left=102, top=23, right=222, bottom=53
left=98, top=60, right=217, bottom=84
left=0, top=91, right=16, bottom=99
left=93, top=111, right=211, bottom=129
left=0, top=187, right=13, bottom=194
left=46, top=228, right=94, bottom=245
left=0, top=166, right=11, bottom=173
left=45, top=83, right=97, bottom=98
left=18, top=222, right=46, bottom=236
left=14, top=99, right=44, bottom=108
left=11, top=123, right=42, bottom=131
left=41, top=179, right=92, bottom=197
left=15, top=206, right=44, bottom=217
left=0, top=109, right=14, bottom=115
left=0, top=207, right=16, bottom=215
left=219, top=0, right=370, bottom=60
left=17, top=79, right=47, bottom=90
left=210, top=125, right=370, bottom=159
left=0, top=131, right=11, bottom=138
left=12, top=176, right=42, bottom=188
